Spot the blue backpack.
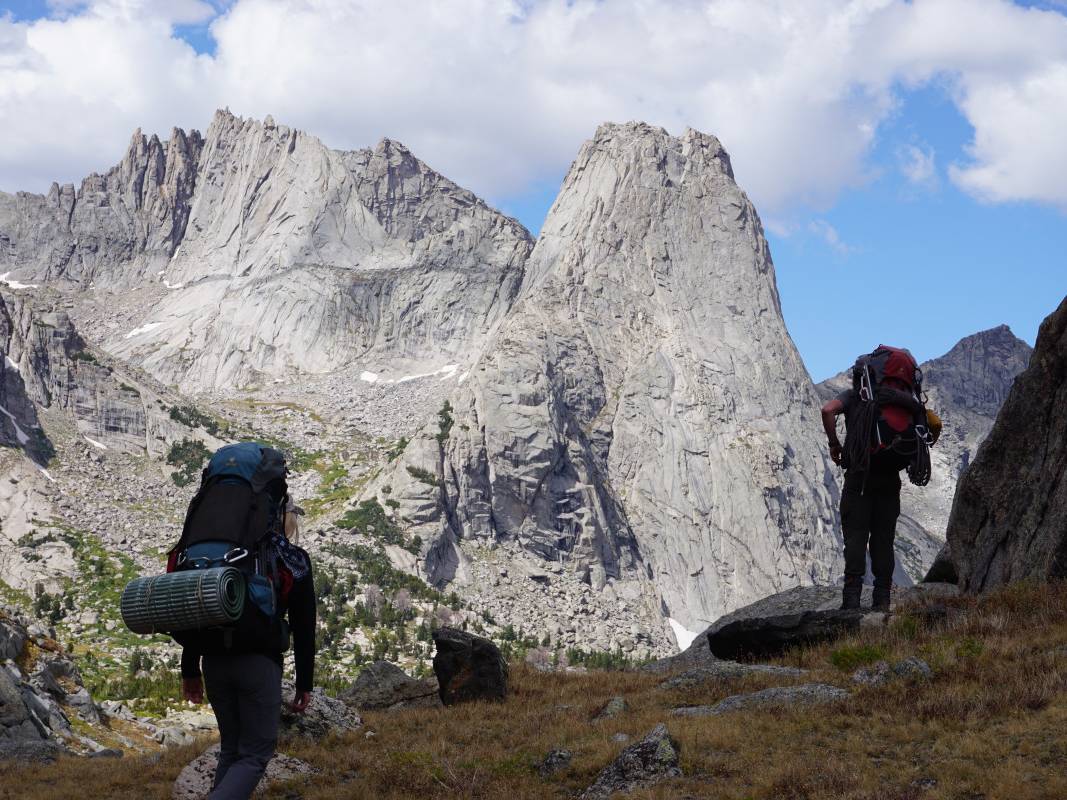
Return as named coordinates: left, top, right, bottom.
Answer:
left=167, top=442, right=293, bottom=654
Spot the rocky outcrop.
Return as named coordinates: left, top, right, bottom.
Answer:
left=580, top=723, right=681, bottom=800
left=279, top=681, right=362, bottom=739
left=943, top=296, right=1067, bottom=592
left=432, top=627, right=508, bottom=705
left=381, top=122, right=842, bottom=637
left=340, top=660, right=440, bottom=711
left=103, top=110, right=532, bottom=392
left=0, top=127, right=203, bottom=286
left=671, top=683, right=849, bottom=716
left=817, top=327, right=1032, bottom=580
left=173, top=743, right=315, bottom=800
left=705, top=608, right=865, bottom=660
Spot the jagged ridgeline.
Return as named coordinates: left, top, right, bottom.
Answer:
left=2, top=111, right=844, bottom=651
left=0, top=109, right=532, bottom=392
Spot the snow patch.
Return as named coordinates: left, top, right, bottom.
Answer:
left=0, top=403, right=30, bottom=445
left=457, top=370, right=471, bottom=385
left=668, top=617, right=701, bottom=651
left=163, top=280, right=184, bottom=290
left=0, top=272, right=39, bottom=290
left=124, top=322, right=162, bottom=339
left=4, top=355, right=19, bottom=374
left=361, top=364, right=461, bottom=385
left=84, top=436, right=108, bottom=451
left=38, top=468, right=55, bottom=483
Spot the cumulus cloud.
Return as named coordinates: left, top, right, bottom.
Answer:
left=0, top=0, right=1066, bottom=216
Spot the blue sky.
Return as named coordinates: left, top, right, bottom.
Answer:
left=1, top=0, right=1065, bottom=382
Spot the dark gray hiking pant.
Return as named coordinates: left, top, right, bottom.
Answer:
left=202, top=652, right=281, bottom=800
left=840, top=470, right=901, bottom=590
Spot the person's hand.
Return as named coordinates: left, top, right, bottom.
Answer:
left=182, top=677, right=204, bottom=705
left=289, top=690, right=311, bottom=715
left=829, top=442, right=843, bottom=466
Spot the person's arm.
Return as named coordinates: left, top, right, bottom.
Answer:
left=180, top=648, right=204, bottom=704
left=288, top=563, right=317, bottom=710
left=821, top=398, right=845, bottom=465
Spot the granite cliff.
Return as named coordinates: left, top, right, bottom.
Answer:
left=375, top=123, right=843, bottom=642
left=942, top=296, right=1067, bottom=591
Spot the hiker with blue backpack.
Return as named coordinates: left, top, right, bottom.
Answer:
left=821, top=346, right=942, bottom=612
left=166, top=443, right=316, bottom=799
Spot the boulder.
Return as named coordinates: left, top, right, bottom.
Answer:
left=172, top=743, right=316, bottom=800
left=852, top=657, right=932, bottom=687
left=0, top=666, right=44, bottom=742
left=591, top=696, right=628, bottom=722
left=280, top=681, right=361, bottom=739
left=431, top=628, right=507, bottom=705
left=0, top=617, right=26, bottom=662
left=943, top=296, right=1067, bottom=592
left=538, top=748, right=573, bottom=778
left=0, top=737, right=62, bottom=763
left=706, top=609, right=866, bottom=661
left=340, top=661, right=440, bottom=711
left=671, top=683, right=850, bottom=717
left=580, top=724, right=682, bottom=799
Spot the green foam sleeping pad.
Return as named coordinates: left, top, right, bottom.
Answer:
left=120, top=567, right=246, bottom=634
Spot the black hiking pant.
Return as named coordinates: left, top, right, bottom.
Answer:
left=202, top=652, right=281, bottom=800
left=840, top=470, right=901, bottom=590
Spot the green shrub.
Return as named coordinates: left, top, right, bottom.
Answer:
left=166, top=438, right=211, bottom=486
left=406, top=465, right=439, bottom=487
left=829, top=643, right=889, bottom=671
left=436, top=401, right=454, bottom=444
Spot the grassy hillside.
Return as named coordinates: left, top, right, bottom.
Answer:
left=4, top=581, right=1067, bottom=799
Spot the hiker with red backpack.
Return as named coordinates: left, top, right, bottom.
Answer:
left=170, top=443, right=317, bottom=800
left=821, top=346, right=942, bottom=612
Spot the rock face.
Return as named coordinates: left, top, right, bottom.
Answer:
left=580, top=723, right=681, bottom=800
left=173, top=743, right=315, bottom=800
left=817, top=327, right=1033, bottom=580
left=431, top=627, right=508, bottom=705
left=705, top=608, right=865, bottom=661
left=0, top=127, right=203, bottom=286
left=943, top=296, right=1067, bottom=592
left=382, top=122, right=842, bottom=636
left=104, top=111, right=531, bottom=392
left=671, top=683, right=849, bottom=717
left=340, top=661, right=440, bottom=711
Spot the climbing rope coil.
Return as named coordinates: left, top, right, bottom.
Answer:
left=120, top=567, right=246, bottom=634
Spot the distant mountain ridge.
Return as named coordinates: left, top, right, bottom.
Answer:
left=1, top=110, right=532, bottom=392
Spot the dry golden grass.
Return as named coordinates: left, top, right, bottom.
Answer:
left=5, top=581, right=1067, bottom=799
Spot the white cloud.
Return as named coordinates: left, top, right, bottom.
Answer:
left=0, top=0, right=1065, bottom=217
left=897, top=142, right=938, bottom=188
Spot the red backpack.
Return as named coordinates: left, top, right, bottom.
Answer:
left=845, top=345, right=933, bottom=485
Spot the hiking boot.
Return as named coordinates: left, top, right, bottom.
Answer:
left=871, top=585, right=892, bottom=612
left=841, top=582, right=862, bottom=611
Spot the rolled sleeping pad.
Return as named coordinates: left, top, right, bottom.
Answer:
left=120, top=567, right=246, bottom=635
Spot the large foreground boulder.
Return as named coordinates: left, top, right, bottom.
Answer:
left=706, top=608, right=865, bottom=660
left=172, top=743, right=315, bottom=800
left=340, top=661, right=441, bottom=711
left=431, top=628, right=507, bottom=705
left=580, top=724, right=682, bottom=799
left=943, top=295, right=1067, bottom=592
